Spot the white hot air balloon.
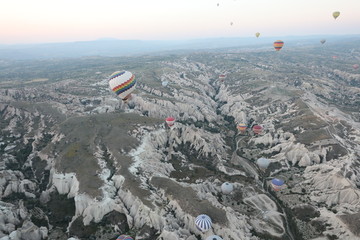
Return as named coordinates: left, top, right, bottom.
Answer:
left=162, top=81, right=169, bottom=87
left=257, top=158, right=270, bottom=169
left=221, top=182, right=233, bottom=194
left=206, top=236, right=223, bottom=240
left=195, top=214, right=212, bottom=232
left=108, top=70, right=136, bottom=102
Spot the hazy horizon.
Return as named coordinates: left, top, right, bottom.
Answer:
left=1, top=0, right=359, bottom=45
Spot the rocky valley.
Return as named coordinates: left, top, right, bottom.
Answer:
left=0, top=40, right=360, bottom=240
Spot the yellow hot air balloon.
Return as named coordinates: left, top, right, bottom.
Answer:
left=255, top=32, right=260, bottom=38
left=273, top=40, right=284, bottom=51
left=333, top=11, right=340, bottom=19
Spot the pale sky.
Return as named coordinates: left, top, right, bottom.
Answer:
left=1, top=0, right=359, bottom=44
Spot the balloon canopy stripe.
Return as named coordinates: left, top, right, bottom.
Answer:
left=112, top=75, right=136, bottom=95
left=114, top=80, right=136, bottom=95
left=109, top=71, right=126, bottom=81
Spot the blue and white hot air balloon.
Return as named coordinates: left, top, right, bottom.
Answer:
left=195, top=214, right=212, bottom=232
left=116, top=235, right=133, bottom=240
left=206, top=235, right=223, bottom=240
left=271, top=178, right=284, bottom=191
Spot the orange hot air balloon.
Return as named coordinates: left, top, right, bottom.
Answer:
left=237, top=123, right=247, bottom=133
left=252, top=125, right=263, bottom=134
left=273, top=40, right=284, bottom=51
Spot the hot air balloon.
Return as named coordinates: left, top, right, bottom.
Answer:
left=255, top=32, right=260, bottom=38
left=165, top=117, right=176, bottom=127
left=108, top=71, right=136, bottom=102
left=230, top=22, right=233, bottom=26
left=257, top=158, right=270, bottom=169
left=320, top=39, right=326, bottom=44
left=195, top=214, right=212, bottom=232
left=206, top=236, right=223, bottom=240
left=217, top=3, right=219, bottom=6
left=221, top=182, right=234, bottom=194
left=237, top=123, right=247, bottom=133
left=219, top=74, right=226, bottom=82
left=117, top=235, right=133, bottom=240
left=353, top=64, right=359, bottom=70
left=332, top=11, right=340, bottom=19
left=252, top=125, right=263, bottom=135
left=273, top=40, right=284, bottom=51
left=162, top=81, right=169, bottom=87
left=271, top=178, right=284, bottom=191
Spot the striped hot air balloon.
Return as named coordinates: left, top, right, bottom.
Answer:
left=108, top=70, right=136, bottom=102
left=273, top=40, right=284, bottom=51
left=252, top=125, right=263, bottom=135
left=195, top=214, right=212, bottom=232
left=117, top=235, right=133, bottom=240
left=271, top=178, right=284, bottom=191
left=237, top=123, right=247, bottom=133
left=206, top=236, right=223, bottom=240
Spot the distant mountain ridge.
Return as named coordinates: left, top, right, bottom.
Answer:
left=0, top=34, right=359, bottom=60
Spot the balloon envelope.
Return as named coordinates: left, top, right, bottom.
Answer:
left=320, top=39, right=326, bottom=44
left=117, top=235, right=133, bottom=240
left=195, top=214, right=212, bottom=232
left=255, top=32, right=260, bottom=38
left=237, top=123, right=247, bottom=133
left=353, top=64, right=359, bottom=70
left=253, top=125, right=263, bottom=134
left=165, top=117, right=176, bottom=127
left=257, top=158, right=270, bottom=169
left=108, top=71, right=136, bottom=101
left=273, top=40, right=284, bottom=51
left=162, top=81, right=169, bottom=87
left=206, top=236, right=223, bottom=240
left=271, top=178, right=284, bottom=191
left=219, top=74, right=226, bottom=82
left=333, top=11, right=340, bottom=19
left=221, top=182, right=234, bottom=194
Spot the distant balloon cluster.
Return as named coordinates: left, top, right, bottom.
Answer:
left=104, top=6, right=358, bottom=240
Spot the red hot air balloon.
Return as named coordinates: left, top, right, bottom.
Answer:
left=165, top=117, right=176, bottom=127
left=273, top=40, right=284, bottom=51
left=219, top=74, right=226, bottom=82
left=252, top=125, right=263, bottom=135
